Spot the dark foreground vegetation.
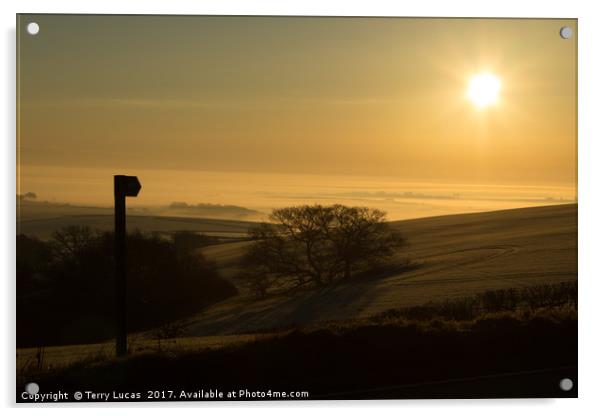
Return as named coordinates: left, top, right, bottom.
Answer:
left=17, top=227, right=237, bottom=347
left=24, top=281, right=577, bottom=400
left=371, top=281, right=577, bottom=323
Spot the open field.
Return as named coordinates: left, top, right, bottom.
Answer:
left=17, top=333, right=273, bottom=380
left=186, top=203, right=577, bottom=336
left=17, top=203, right=577, bottom=375
left=18, top=211, right=254, bottom=240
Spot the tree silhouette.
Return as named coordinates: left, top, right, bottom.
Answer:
left=328, top=205, right=405, bottom=280
left=16, top=227, right=237, bottom=347
left=242, top=204, right=405, bottom=294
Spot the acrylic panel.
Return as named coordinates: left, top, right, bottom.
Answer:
left=16, top=14, right=577, bottom=402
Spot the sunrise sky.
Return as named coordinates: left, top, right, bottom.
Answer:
left=17, top=15, right=577, bottom=219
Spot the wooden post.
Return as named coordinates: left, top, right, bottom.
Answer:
left=114, top=175, right=141, bottom=357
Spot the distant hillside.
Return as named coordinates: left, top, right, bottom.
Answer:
left=161, top=201, right=264, bottom=220
left=17, top=199, right=258, bottom=239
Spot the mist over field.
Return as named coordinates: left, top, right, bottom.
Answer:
left=18, top=166, right=576, bottom=226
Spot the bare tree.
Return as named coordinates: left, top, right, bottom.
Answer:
left=50, top=225, right=97, bottom=263
left=327, top=205, right=405, bottom=280
left=241, top=205, right=405, bottom=292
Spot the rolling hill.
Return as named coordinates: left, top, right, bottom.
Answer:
left=186, top=203, right=577, bottom=336
left=17, top=199, right=255, bottom=239
left=16, top=203, right=577, bottom=375
left=16, top=199, right=577, bottom=337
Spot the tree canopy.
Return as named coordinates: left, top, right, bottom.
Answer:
left=241, top=205, right=405, bottom=295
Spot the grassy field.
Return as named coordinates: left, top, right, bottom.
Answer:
left=17, top=333, right=273, bottom=383
left=18, top=208, right=254, bottom=240
left=16, top=203, right=577, bottom=382
left=186, top=203, right=577, bottom=336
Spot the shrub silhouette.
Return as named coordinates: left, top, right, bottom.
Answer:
left=370, top=281, right=577, bottom=323
left=17, top=227, right=237, bottom=347
left=16, top=234, right=53, bottom=294
left=241, top=204, right=405, bottom=294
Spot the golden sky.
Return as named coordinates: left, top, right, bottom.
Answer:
left=17, top=15, right=577, bottom=217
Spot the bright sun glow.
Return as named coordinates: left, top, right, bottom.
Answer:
left=467, top=72, right=501, bottom=109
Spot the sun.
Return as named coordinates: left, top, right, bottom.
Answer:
left=467, top=72, right=501, bottom=109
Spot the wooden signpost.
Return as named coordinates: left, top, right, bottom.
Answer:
left=114, top=175, right=142, bottom=357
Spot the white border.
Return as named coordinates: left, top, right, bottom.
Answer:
left=3, top=1, right=601, bottom=415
